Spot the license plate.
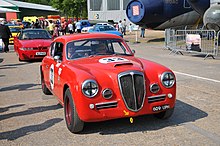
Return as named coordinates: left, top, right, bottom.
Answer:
left=36, top=52, right=46, bottom=55
left=152, top=104, right=170, bottom=112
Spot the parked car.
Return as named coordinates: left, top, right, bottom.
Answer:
left=81, top=26, right=94, bottom=33
left=88, top=24, right=123, bottom=37
left=22, top=21, right=31, bottom=29
left=14, top=29, right=52, bottom=61
left=96, top=23, right=111, bottom=26
left=40, top=33, right=176, bottom=133
left=79, top=20, right=91, bottom=30
left=6, top=24, right=22, bottom=44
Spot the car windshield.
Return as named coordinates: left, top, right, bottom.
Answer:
left=66, top=39, right=132, bottom=60
left=9, top=27, right=21, bottom=33
left=19, top=30, right=52, bottom=40
left=98, top=25, right=115, bottom=31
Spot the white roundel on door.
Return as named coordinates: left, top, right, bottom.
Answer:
left=50, top=64, right=54, bottom=90
left=99, top=57, right=129, bottom=64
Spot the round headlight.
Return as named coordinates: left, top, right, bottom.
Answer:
left=161, top=72, right=175, bottom=88
left=82, top=80, right=99, bottom=98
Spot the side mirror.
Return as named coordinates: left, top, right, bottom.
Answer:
left=132, top=50, right=136, bottom=54
left=54, top=55, right=61, bottom=62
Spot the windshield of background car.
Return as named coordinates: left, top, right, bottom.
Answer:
left=19, top=30, right=52, bottom=40
left=97, top=25, right=116, bottom=31
left=9, top=27, right=21, bottom=33
left=66, top=39, right=132, bottom=60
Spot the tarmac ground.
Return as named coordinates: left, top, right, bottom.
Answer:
left=0, top=30, right=220, bottom=146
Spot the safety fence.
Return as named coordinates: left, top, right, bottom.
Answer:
left=217, top=31, right=220, bottom=57
left=165, top=29, right=219, bottom=59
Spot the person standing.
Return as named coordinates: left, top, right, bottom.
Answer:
left=118, top=20, right=122, bottom=33
left=140, top=27, right=145, bottom=38
left=68, top=22, right=73, bottom=34
left=47, top=20, right=54, bottom=35
left=75, top=21, right=81, bottom=33
left=128, top=23, right=133, bottom=34
left=53, top=24, right=59, bottom=38
left=122, top=19, right=127, bottom=35
left=0, top=21, right=12, bottom=53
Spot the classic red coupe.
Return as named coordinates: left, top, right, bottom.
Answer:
left=14, top=29, right=52, bottom=61
left=40, top=33, right=176, bottom=133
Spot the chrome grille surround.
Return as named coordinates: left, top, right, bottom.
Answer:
left=148, top=94, right=166, bottom=103
left=95, top=101, right=118, bottom=109
left=118, top=71, right=146, bottom=112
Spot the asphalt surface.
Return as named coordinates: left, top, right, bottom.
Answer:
left=1, top=34, right=220, bottom=146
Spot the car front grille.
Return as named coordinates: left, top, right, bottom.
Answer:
left=118, top=71, right=145, bottom=111
left=33, top=47, right=48, bottom=50
left=95, top=101, right=118, bottom=109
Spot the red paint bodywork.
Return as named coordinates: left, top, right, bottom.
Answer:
left=41, top=33, right=176, bottom=122
left=14, top=31, right=52, bottom=61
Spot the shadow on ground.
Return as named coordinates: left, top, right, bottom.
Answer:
left=147, top=38, right=165, bottom=43
left=0, top=83, right=41, bottom=92
left=0, top=104, right=62, bottom=121
left=81, top=99, right=207, bottom=135
left=0, top=104, right=25, bottom=113
left=0, top=118, right=63, bottom=140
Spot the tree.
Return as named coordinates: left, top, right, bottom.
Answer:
left=50, top=0, right=87, bottom=20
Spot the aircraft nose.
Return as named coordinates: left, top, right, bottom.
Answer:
left=126, top=0, right=163, bottom=25
left=186, top=0, right=210, bottom=14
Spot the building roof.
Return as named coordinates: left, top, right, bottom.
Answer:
left=0, top=7, right=20, bottom=13
left=2, top=0, right=58, bottom=12
left=0, top=0, right=15, bottom=7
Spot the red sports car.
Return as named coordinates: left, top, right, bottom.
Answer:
left=14, top=29, right=52, bottom=61
left=40, top=33, right=176, bottom=133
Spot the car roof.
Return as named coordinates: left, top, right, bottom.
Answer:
left=22, top=28, right=46, bottom=31
left=96, top=23, right=110, bottom=25
left=54, top=33, right=122, bottom=43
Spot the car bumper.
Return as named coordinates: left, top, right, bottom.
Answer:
left=18, top=49, right=48, bottom=60
left=75, top=92, right=176, bottom=122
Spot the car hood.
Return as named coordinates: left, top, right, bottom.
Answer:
left=20, top=39, right=52, bottom=47
left=67, top=55, right=144, bottom=76
left=88, top=30, right=123, bottom=37
left=102, top=31, right=122, bottom=36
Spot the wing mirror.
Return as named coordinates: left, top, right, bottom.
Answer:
left=54, top=55, right=61, bottom=62
left=132, top=50, right=136, bottom=54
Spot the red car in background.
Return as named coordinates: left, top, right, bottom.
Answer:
left=14, top=29, right=52, bottom=61
left=40, top=33, right=176, bottom=133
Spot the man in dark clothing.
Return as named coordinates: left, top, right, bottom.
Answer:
left=0, top=21, right=12, bottom=52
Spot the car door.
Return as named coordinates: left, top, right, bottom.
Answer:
left=43, top=42, right=56, bottom=91
left=49, top=42, right=64, bottom=98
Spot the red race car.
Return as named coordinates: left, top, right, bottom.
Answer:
left=40, top=33, right=176, bottom=133
left=14, top=29, right=52, bottom=61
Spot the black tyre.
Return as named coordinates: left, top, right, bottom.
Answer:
left=64, top=88, right=84, bottom=133
left=154, top=108, right=174, bottom=119
left=40, top=69, right=52, bottom=95
left=18, top=57, right=22, bottom=62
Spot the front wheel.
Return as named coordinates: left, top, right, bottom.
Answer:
left=40, top=69, right=52, bottom=95
left=64, top=88, right=84, bottom=133
left=154, top=108, right=174, bottom=119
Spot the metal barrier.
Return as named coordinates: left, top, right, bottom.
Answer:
left=165, top=29, right=217, bottom=59
left=217, top=31, right=220, bottom=57
left=164, top=29, right=176, bottom=50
